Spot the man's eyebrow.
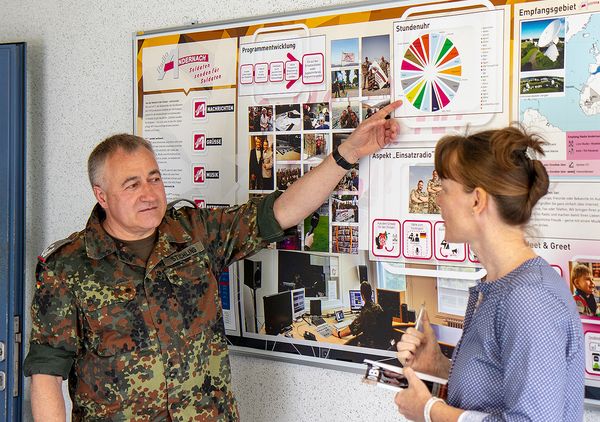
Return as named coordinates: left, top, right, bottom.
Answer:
left=120, top=170, right=160, bottom=187
left=121, top=176, right=141, bottom=187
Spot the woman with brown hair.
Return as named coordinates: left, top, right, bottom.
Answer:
left=395, top=126, right=584, bottom=422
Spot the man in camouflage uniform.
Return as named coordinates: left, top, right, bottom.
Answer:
left=333, top=282, right=384, bottom=349
left=409, top=180, right=428, bottom=214
left=24, top=102, right=402, bottom=421
left=426, top=169, right=442, bottom=214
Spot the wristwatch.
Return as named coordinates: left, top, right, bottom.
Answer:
left=332, top=146, right=354, bottom=170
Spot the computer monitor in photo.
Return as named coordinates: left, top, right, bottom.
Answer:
left=263, top=291, right=293, bottom=335
left=376, top=288, right=402, bottom=319
left=291, top=288, right=306, bottom=319
left=349, top=288, right=375, bottom=311
left=349, top=289, right=363, bottom=311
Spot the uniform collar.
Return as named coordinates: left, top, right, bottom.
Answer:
left=84, top=203, right=192, bottom=260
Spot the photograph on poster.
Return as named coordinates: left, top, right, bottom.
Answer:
left=248, top=135, right=269, bottom=191
left=569, top=260, right=600, bottom=319
left=241, top=253, right=462, bottom=356
left=332, top=194, right=359, bottom=223
left=331, top=69, right=359, bottom=98
left=408, top=165, right=441, bottom=215
left=261, top=137, right=274, bottom=191
left=520, top=18, right=565, bottom=72
left=304, top=202, right=329, bottom=252
left=361, top=35, right=391, bottom=96
left=276, top=163, right=301, bottom=190
left=303, top=133, right=328, bottom=161
left=244, top=260, right=468, bottom=357
left=275, top=104, right=302, bottom=131
left=332, top=101, right=360, bottom=129
left=276, top=134, right=301, bottom=161
left=362, top=98, right=390, bottom=120
left=519, top=17, right=566, bottom=96
left=331, top=38, right=359, bottom=68
left=332, top=225, right=359, bottom=254
left=303, top=102, right=330, bottom=130
left=332, top=132, right=350, bottom=150
left=248, top=105, right=274, bottom=132
left=277, top=223, right=302, bottom=251
left=335, top=166, right=359, bottom=192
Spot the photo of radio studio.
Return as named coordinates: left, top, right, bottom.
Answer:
left=241, top=250, right=462, bottom=356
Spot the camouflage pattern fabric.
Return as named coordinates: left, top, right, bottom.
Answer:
left=349, top=301, right=384, bottom=348
left=427, top=178, right=441, bottom=214
left=25, top=194, right=282, bottom=421
left=409, top=188, right=428, bottom=214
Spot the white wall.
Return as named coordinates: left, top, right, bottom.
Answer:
left=1, top=0, right=599, bottom=420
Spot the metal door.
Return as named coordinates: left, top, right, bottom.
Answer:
left=0, top=42, right=26, bottom=421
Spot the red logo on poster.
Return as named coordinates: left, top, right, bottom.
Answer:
left=193, top=133, right=206, bottom=151
left=193, top=165, right=205, bottom=184
left=194, top=198, right=206, bottom=208
left=193, top=99, right=206, bottom=119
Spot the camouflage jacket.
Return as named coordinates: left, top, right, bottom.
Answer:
left=349, top=301, right=384, bottom=348
left=24, top=192, right=286, bottom=421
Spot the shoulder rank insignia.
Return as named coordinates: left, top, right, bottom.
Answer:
left=38, top=233, right=77, bottom=262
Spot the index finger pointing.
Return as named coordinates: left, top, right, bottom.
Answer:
left=376, top=99, right=403, bottom=118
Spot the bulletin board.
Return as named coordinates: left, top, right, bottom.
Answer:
left=134, top=0, right=600, bottom=400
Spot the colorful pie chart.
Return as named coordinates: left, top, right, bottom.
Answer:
left=400, top=33, right=462, bottom=112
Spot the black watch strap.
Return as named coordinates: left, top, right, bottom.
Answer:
left=332, top=147, right=354, bottom=170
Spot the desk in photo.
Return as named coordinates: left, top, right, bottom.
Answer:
left=260, top=313, right=358, bottom=345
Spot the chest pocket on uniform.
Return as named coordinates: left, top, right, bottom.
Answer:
left=79, top=281, right=151, bottom=357
left=163, top=252, right=217, bottom=338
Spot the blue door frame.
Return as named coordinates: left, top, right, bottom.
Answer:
left=0, top=42, right=26, bottom=421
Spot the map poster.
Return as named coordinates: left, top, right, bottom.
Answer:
left=393, top=9, right=505, bottom=126
left=515, top=0, right=600, bottom=177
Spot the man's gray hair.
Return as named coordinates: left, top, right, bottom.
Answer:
left=87, top=134, right=154, bottom=187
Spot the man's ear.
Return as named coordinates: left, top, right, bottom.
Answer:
left=93, top=185, right=108, bottom=209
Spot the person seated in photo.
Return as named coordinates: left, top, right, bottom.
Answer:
left=333, top=282, right=384, bottom=349
left=571, top=263, right=599, bottom=317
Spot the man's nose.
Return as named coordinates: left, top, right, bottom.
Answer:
left=139, top=182, right=157, bottom=201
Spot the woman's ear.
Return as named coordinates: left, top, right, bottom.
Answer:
left=472, top=187, right=487, bottom=215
